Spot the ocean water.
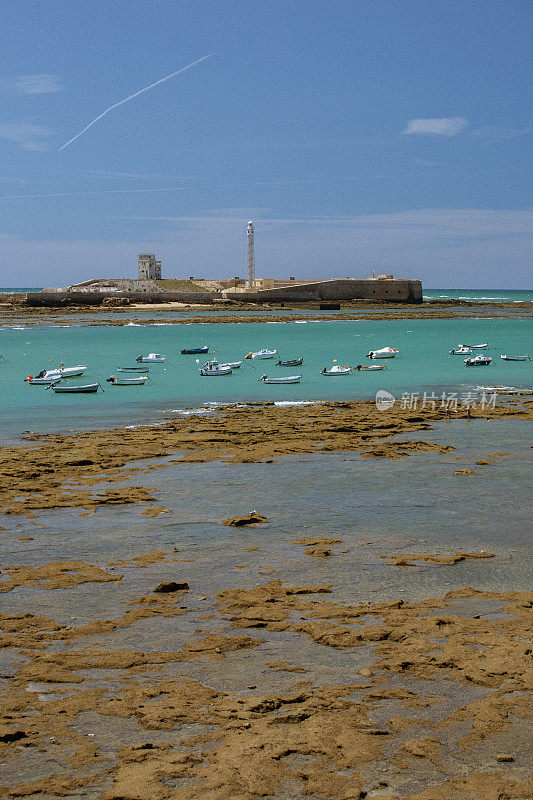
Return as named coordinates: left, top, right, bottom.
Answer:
left=0, top=316, right=531, bottom=439
left=0, top=287, right=43, bottom=293
left=423, top=288, right=533, bottom=303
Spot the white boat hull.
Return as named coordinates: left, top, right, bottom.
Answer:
left=367, top=348, right=398, bottom=359
left=200, top=367, right=233, bottom=376
left=109, top=377, right=148, bottom=385
left=321, top=366, right=351, bottom=375
left=136, top=354, right=165, bottom=362
left=501, top=355, right=529, bottom=361
left=246, top=349, right=278, bottom=360
left=259, top=374, right=301, bottom=384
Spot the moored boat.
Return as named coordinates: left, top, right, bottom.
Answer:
left=218, top=360, right=243, bottom=369
left=366, top=347, right=399, bottom=359
left=136, top=353, right=165, bottom=363
left=181, top=346, right=209, bottom=355
left=199, top=361, right=233, bottom=376
left=500, top=354, right=530, bottom=361
left=26, top=364, right=87, bottom=382
left=258, top=374, right=302, bottom=384
left=464, top=356, right=492, bottom=367
left=321, top=365, right=351, bottom=375
left=276, top=357, right=303, bottom=367
left=245, top=349, right=278, bottom=360
left=449, top=346, right=472, bottom=355
left=354, top=364, right=387, bottom=371
left=52, top=382, right=101, bottom=393
left=461, top=343, right=488, bottom=350
left=106, top=375, right=148, bottom=385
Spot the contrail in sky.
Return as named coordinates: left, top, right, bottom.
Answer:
left=58, top=53, right=215, bottom=151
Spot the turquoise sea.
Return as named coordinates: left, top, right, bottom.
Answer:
left=1, top=315, right=531, bottom=439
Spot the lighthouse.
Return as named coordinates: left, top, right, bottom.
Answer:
left=246, top=220, right=255, bottom=291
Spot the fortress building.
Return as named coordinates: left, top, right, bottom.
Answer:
left=138, top=254, right=161, bottom=280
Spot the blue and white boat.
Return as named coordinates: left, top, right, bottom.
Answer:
left=464, top=355, right=492, bottom=366
left=181, top=346, right=210, bottom=355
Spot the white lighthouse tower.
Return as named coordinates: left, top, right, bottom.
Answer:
left=246, top=220, right=255, bottom=291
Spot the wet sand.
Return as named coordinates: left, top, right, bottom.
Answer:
left=0, top=402, right=532, bottom=798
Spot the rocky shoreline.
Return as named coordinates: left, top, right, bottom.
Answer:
left=0, top=400, right=531, bottom=798
left=2, top=399, right=531, bottom=517
left=1, top=299, right=532, bottom=327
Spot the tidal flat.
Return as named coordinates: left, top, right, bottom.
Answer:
left=0, top=401, right=532, bottom=799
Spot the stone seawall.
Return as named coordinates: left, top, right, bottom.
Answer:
left=226, top=278, right=423, bottom=303
left=23, top=291, right=217, bottom=307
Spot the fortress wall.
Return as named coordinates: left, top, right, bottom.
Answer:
left=22, top=279, right=423, bottom=306
left=227, top=279, right=423, bottom=303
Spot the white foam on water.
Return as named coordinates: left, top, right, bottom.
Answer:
left=162, top=407, right=216, bottom=416
left=274, top=400, right=320, bottom=407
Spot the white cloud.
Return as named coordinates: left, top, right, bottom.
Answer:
left=3, top=74, right=62, bottom=94
left=403, top=117, right=467, bottom=136
left=0, top=123, right=54, bottom=151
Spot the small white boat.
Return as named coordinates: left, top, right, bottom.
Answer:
left=245, top=349, right=278, bottom=360
left=136, top=353, right=165, bottom=363
left=500, top=354, right=530, bottom=361
left=464, top=356, right=492, bottom=367
left=26, top=364, right=87, bottom=382
left=461, top=343, right=488, bottom=350
left=449, top=346, right=472, bottom=355
left=321, top=365, right=351, bottom=375
left=219, top=360, right=243, bottom=369
left=366, top=347, right=399, bottom=359
left=52, top=382, right=101, bottom=393
left=106, top=375, right=148, bottom=385
left=258, top=374, right=301, bottom=384
left=26, top=374, right=62, bottom=385
left=354, top=364, right=387, bottom=371
left=199, top=361, right=233, bottom=376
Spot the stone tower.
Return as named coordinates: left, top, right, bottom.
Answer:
left=138, top=255, right=161, bottom=280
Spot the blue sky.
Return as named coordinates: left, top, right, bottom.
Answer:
left=1, top=0, right=531, bottom=288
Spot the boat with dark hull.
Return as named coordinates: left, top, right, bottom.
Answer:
left=181, top=346, right=210, bottom=355
left=276, top=357, right=303, bottom=367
